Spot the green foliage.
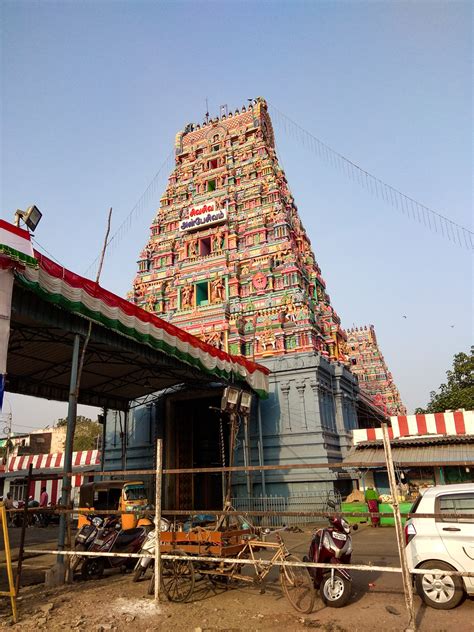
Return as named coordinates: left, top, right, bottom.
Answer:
left=416, top=347, right=474, bottom=414
left=55, top=416, right=101, bottom=451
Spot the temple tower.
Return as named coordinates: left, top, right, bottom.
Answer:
left=128, top=98, right=378, bottom=498
left=131, top=98, right=347, bottom=363
left=346, top=325, right=406, bottom=415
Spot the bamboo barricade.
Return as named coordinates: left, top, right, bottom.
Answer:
left=154, top=438, right=163, bottom=602
left=6, top=506, right=474, bottom=521
left=21, top=548, right=474, bottom=578
left=7, top=449, right=474, bottom=629
left=0, top=504, right=17, bottom=623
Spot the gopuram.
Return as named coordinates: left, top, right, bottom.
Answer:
left=346, top=325, right=406, bottom=416
left=125, top=98, right=395, bottom=499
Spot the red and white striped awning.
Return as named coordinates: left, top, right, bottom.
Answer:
left=5, top=449, right=100, bottom=473
left=353, top=410, right=474, bottom=445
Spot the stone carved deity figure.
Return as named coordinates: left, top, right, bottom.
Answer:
left=213, top=229, right=226, bottom=251
left=189, top=238, right=199, bottom=258
left=181, top=284, right=194, bottom=309
left=211, top=277, right=225, bottom=303
left=260, top=327, right=277, bottom=351
left=205, top=328, right=223, bottom=350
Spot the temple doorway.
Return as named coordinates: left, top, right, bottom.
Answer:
left=164, top=393, right=227, bottom=511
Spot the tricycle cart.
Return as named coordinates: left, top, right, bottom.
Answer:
left=151, top=527, right=315, bottom=614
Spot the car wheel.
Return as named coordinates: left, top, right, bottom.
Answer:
left=415, top=560, right=464, bottom=610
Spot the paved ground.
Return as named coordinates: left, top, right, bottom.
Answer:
left=1, top=524, right=473, bottom=630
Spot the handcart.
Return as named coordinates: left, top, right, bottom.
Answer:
left=153, top=526, right=314, bottom=614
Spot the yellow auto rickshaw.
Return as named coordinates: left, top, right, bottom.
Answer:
left=77, top=480, right=152, bottom=530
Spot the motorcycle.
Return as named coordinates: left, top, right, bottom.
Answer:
left=70, top=514, right=105, bottom=573
left=303, top=500, right=357, bottom=608
left=80, top=516, right=149, bottom=580
left=132, top=517, right=171, bottom=584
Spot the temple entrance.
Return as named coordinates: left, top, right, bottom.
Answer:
left=164, top=393, right=227, bottom=511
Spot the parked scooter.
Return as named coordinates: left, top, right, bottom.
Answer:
left=71, top=514, right=105, bottom=573
left=132, top=517, right=171, bottom=583
left=80, top=517, right=149, bottom=580
left=303, top=500, right=357, bottom=607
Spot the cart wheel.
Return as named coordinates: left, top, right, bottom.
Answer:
left=161, top=549, right=195, bottom=603
left=280, top=555, right=315, bottom=614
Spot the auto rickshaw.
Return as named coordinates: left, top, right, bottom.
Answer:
left=77, top=480, right=152, bottom=530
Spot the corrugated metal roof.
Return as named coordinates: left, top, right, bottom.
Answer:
left=355, top=434, right=474, bottom=450
left=344, top=439, right=474, bottom=467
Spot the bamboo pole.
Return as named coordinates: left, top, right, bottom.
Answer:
left=381, top=422, right=416, bottom=632
left=26, top=456, right=474, bottom=479
left=15, top=463, right=33, bottom=595
left=154, top=438, right=163, bottom=602
left=10, top=507, right=472, bottom=520
left=8, top=506, right=472, bottom=521
left=0, top=504, right=17, bottom=623
left=21, top=548, right=474, bottom=577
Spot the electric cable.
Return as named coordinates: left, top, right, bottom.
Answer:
left=268, top=102, right=473, bottom=250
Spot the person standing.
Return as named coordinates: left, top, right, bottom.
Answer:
left=4, top=493, right=15, bottom=527
left=39, top=486, right=49, bottom=527
left=365, top=486, right=381, bottom=528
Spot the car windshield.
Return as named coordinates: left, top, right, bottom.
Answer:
left=124, top=485, right=147, bottom=501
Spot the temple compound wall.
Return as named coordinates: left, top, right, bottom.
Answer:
left=233, top=353, right=359, bottom=498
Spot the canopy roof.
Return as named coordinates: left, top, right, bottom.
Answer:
left=1, top=220, right=269, bottom=410
left=343, top=434, right=474, bottom=468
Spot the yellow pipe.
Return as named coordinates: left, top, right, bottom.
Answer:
left=0, top=504, right=17, bottom=623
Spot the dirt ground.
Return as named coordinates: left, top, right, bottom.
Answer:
left=1, top=525, right=473, bottom=631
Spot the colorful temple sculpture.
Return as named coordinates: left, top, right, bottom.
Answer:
left=109, top=98, right=387, bottom=501
left=131, top=97, right=347, bottom=363
left=346, top=325, right=406, bottom=416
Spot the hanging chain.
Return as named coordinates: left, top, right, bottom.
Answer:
left=219, top=416, right=226, bottom=468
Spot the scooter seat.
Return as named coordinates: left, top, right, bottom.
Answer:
left=115, top=528, right=143, bottom=547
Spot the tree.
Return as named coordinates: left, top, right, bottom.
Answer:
left=416, top=347, right=474, bottom=413
left=55, top=416, right=101, bottom=451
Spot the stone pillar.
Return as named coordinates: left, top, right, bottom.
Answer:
left=280, top=382, right=291, bottom=431
left=309, top=378, right=322, bottom=431
left=295, top=381, right=307, bottom=430
left=334, top=390, right=345, bottom=437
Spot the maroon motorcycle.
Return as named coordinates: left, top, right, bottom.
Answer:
left=81, top=516, right=148, bottom=580
left=303, top=500, right=357, bottom=607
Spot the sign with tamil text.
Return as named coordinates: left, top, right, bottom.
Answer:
left=179, top=202, right=227, bottom=232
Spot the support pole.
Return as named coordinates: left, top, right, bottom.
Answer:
left=381, top=422, right=416, bottom=632
left=243, top=414, right=252, bottom=496
left=0, top=504, right=17, bottom=623
left=57, top=333, right=81, bottom=567
left=154, top=438, right=163, bottom=602
left=15, top=463, right=33, bottom=595
left=257, top=406, right=266, bottom=496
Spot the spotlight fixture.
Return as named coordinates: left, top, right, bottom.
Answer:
left=14, top=205, right=42, bottom=232
left=239, top=391, right=253, bottom=414
left=221, top=386, right=241, bottom=412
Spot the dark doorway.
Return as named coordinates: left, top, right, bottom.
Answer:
left=164, top=394, right=227, bottom=511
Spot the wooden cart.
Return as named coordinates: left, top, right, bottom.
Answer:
left=155, top=527, right=314, bottom=614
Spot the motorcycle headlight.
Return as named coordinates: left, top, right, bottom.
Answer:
left=92, top=517, right=103, bottom=527
left=160, top=519, right=170, bottom=532
left=341, top=518, right=350, bottom=534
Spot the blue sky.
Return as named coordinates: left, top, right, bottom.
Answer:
left=1, top=1, right=472, bottom=430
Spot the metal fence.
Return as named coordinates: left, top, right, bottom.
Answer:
left=231, top=490, right=342, bottom=527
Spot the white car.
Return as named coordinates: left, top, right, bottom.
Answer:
left=405, top=483, right=474, bottom=609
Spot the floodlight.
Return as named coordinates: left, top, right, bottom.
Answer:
left=221, top=386, right=241, bottom=412
left=14, top=205, right=42, bottom=232
left=239, top=392, right=252, bottom=413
